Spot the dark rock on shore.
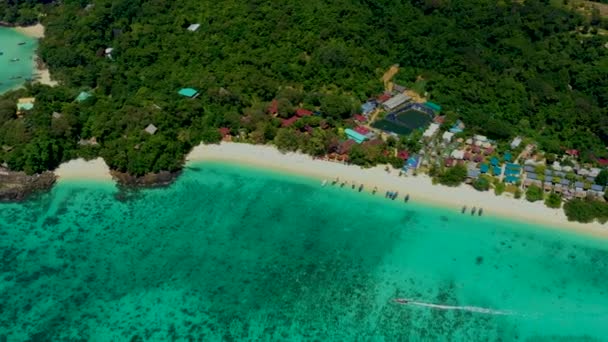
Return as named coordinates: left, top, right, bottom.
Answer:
left=110, top=170, right=181, bottom=188
left=0, top=170, right=56, bottom=202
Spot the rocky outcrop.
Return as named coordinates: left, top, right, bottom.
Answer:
left=0, top=171, right=56, bottom=202
left=110, top=170, right=181, bottom=188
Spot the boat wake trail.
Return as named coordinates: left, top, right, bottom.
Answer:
left=394, top=298, right=513, bottom=316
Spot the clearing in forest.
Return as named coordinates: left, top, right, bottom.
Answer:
left=381, top=65, right=399, bottom=91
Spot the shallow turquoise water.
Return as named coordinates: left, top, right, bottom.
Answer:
left=0, top=27, right=37, bottom=94
left=2, top=161, right=608, bottom=340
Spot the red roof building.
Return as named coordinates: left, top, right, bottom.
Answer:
left=433, top=115, right=445, bottom=124
left=268, top=99, right=278, bottom=115
left=445, top=158, right=455, bottom=167
left=464, top=152, right=472, bottom=160
left=377, top=93, right=391, bottom=103
left=338, top=139, right=357, bottom=154
left=566, top=149, right=579, bottom=157
left=282, top=116, right=299, bottom=127
left=295, top=108, right=313, bottom=117
left=397, top=150, right=409, bottom=160
left=484, top=147, right=494, bottom=154
left=218, top=127, right=231, bottom=137
left=354, top=126, right=370, bottom=135
left=598, top=158, right=608, bottom=166
left=354, top=114, right=367, bottom=122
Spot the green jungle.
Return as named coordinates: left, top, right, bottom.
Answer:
left=0, top=0, right=607, bottom=177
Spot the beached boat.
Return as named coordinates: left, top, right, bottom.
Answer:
left=351, top=182, right=356, bottom=189
left=358, top=184, right=363, bottom=192
left=471, top=207, right=477, bottom=215
left=321, top=179, right=327, bottom=187
left=372, top=186, right=377, bottom=195
left=392, top=191, right=399, bottom=200
left=461, top=205, right=467, bottom=214
left=478, top=208, right=483, bottom=216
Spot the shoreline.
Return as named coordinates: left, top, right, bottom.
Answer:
left=187, top=143, right=608, bottom=239
left=11, top=23, right=58, bottom=87
left=25, top=142, right=608, bottom=238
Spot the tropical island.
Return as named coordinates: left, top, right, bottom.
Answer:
left=0, top=0, right=607, bottom=224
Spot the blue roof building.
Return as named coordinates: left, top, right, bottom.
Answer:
left=361, top=101, right=376, bottom=115
left=505, top=175, right=519, bottom=183
left=468, top=169, right=480, bottom=178
left=527, top=172, right=537, bottom=180
left=490, top=157, right=499, bottom=166
left=591, top=184, right=604, bottom=192
left=560, top=179, right=571, bottom=186
left=345, top=128, right=367, bottom=144
left=76, top=91, right=92, bottom=102
left=403, top=155, right=419, bottom=171
left=178, top=88, right=199, bottom=98
left=480, top=164, right=489, bottom=173
left=493, top=166, right=502, bottom=176
left=545, top=176, right=553, bottom=183
left=505, top=168, right=519, bottom=176
left=575, top=181, right=584, bottom=189
left=503, top=152, right=512, bottom=162
left=425, top=102, right=442, bottom=112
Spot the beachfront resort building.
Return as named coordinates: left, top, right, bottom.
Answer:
left=16, top=98, right=35, bottom=116
left=345, top=128, right=368, bottom=144
left=442, top=131, right=454, bottom=144
left=382, top=93, right=411, bottom=111
left=422, top=123, right=440, bottom=139
left=361, top=101, right=377, bottom=115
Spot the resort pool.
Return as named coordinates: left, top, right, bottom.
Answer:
left=372, top=109, right=432, bottom=135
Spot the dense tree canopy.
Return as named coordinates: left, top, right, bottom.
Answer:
left=0, top=0, right=607, bottom=175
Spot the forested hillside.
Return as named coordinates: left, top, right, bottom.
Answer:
left=0, top=0, right=607, bottom=175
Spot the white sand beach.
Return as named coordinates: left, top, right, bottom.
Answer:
left=14, top=24, right=44, bottom=39
left=188, top=142, right=608, bottom=238
left=13, top=23, right=58, bottom=87
left=54, top=158, right=112, bottom=182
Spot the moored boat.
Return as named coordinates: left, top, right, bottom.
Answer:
left=358, top=184, right=363, bottom=192
left=478, top=208, right=483, bottom=216
left=372, top=186, right=377, bottom=195
left=461, top=205, right=467, bottom=214
left=404, top=194, right=410, bottom=202
left=471, top=207, right=477, bottom=215
left=392, top=191, right=398, bottom=200
left=18, top=42, right=26, bottom=45
left=321, top=179, right=327, bottom=187
left=10, top=58, right=19, bottom=62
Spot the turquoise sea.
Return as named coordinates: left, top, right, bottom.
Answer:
left=0, top=27, right=37, bottom=94
left=2, top=161, right=608, bottom=341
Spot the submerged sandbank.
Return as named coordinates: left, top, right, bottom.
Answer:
left=188, top=142, right=608, bottom=238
